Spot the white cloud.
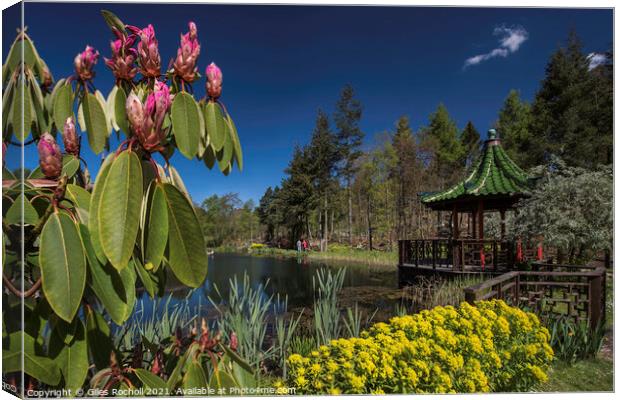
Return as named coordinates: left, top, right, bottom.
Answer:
left=464, top=26, right=529, bottom=68
left=587, top=52, right=609, bottom=70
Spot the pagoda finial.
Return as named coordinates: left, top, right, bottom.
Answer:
left=488, top=129, right=497, bottom=140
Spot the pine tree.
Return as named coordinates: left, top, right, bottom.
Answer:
left=334, top=84, right=364, bottom=245
left=420, top=103, right=464, bottom=185
left=530, top=30, right=609, bottom=168
left=495, top=90, right=537, bottom=168
left=278, top=145, right=315, bottom=243
left=390, top=116, right=419, bottom=239
left=308, top=110, right=339, bottom=250
left=459, top=121, right=481, bottom=168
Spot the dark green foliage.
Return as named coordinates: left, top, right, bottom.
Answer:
left=496, top=90, right=536, bottom=168
left=420, top=103, right=464, bottom=184
left=459, top=121, right=481, bottom=168
left=529, top=31, right=612, bottom=168
left=546, top=316, right=605, bottom=364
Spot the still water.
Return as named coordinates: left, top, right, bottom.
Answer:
left=130, top=252, right=399, bottom=322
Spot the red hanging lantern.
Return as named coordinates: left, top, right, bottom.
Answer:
left=516, top=239, right=523, bottom=262
left=480, top=247, right=485, bottom=271
left=537, top=242, right=543, bottom=261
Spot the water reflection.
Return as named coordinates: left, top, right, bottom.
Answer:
left=131, top=253, right=398, bottom=321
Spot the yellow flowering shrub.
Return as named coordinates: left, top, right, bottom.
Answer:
left=287, top=300, right=553, bottom=394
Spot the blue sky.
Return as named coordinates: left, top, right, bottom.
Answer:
left=3, top=3, right=613, bottom=204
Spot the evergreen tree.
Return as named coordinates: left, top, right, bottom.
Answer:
left=420, top=103, right=464, bottom=185
left=334, top=84, right=364, bottom=245
left=390, top=116, right=419, bottom=239
left=459, top=121, right=481, bottom=168
left=307, top=110, right=339, bottom=250
left=278, top=145, right=315, bottom=243
left=590, top=50, right=613, bottom=165
left=530, top=30, right=610, bottom=168
left=495, top=90, right=536, bottom=168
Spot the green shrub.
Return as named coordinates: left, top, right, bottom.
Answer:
left=287, top=300, right=554, bottom=394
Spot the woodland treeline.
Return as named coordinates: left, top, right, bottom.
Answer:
left=199, top=32, right=613, bottom=250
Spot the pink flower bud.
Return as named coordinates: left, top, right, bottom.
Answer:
left=74, top=45, right=99, bottom=81
left=104, top=37, right=138, bottom=82
left=126, top=93, right=145, bottom=136
left=62, top=116, right=80, bottom=156
left=136, top=24, right=161, bottom=78
left=206, top=62, right=222, bottom=99
left=37, top=133, right=62, bottom=179
left=126, top=82, right=171, bottom=153
left=173, top=21, right=201, bottom=82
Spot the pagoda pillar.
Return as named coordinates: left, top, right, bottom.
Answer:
left=477, top=200, right=484, bottom=239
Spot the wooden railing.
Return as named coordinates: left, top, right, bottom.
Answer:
left=463, top=261, right=607, bottom=329
left=398, top=238, right=514, bottom=271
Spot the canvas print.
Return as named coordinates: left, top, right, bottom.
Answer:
left=1, top=1, right=613, bottom=397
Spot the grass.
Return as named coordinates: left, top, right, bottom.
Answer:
left=246, top=245, right=398, bottom=268
left=536, top=357, right=613, bottom=392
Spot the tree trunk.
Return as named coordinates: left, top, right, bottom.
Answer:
left=347, top=184, right=353, bottom=246
left=366, top=195, right=373, bottom=251
left=322, top=195, right=328, bottom=252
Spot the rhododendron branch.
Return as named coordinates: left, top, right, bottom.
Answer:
left=2, top=275, right=42, bottom=298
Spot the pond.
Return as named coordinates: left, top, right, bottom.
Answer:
left=127, top=252, right=400, bottom=326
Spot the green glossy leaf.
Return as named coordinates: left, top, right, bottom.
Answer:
left=183, top=361, right=207, bottom=390
left=81, top=224, right=135, bottom=325
left=162, top=183, right=208, bottom=287
left=203, top=144, right=216, bottom=170
left=220, top=344, right=253, bottom=375
left=133, top=257, right=157, bottom=298
left=101, top=10, right=126, bottom=35
left=204, top=101, right=226, bottom=151
left=50, top=319, right=88, bottom=393
left=88, top=154, right=114, bottom=263
left=95, top=90, right=112, bottom=136
left=114, top=86, right=129, bottom=135
left=144, top=182, right=168, bottom=271
left=217, top=130, right=233, bottom=173
left=171, top=92, right=201, bottom=159
left=62, top=154, right=81, bottom=178
left=3, top=331, right=61, bottom=386
left=197, top=102, right=206, bottom=157
left=39, top=212, right=86, bottom=322
left=99, top=151, right=143, bottom=270
left=86, top=307, right=113, bottom=370
left=168, top=165, right=190, bottom=199
left=53, top=83, right=73, bottom=134
left=29, top=73, right=47, bottom=136
left=5, top=194, right=39, bottom=225
left=12, top=75, right=32, bottom=142
left=65, top=184, right=91, bottom=225
left=135, top=368, right=167, bottom=390
left=82, top=93, right=108, bottom=154
left=208, top=368, right=238, bottom=391
left=226, top=115, right=243, bottom=171
left=106, top=86, right=119, bottom=131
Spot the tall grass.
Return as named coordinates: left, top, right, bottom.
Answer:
left=313, top=267, right=346, bottom=346
left=273, top=295, right=303, bottom=379
left=546, top=316, right=605, bottom=364
left=209, top=273, right=274, bottom=371
left=113, top=290, right=199, bottom=352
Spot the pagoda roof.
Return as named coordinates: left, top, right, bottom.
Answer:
left=420, top=129, right=532, bottom=211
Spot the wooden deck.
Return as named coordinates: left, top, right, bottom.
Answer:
left=398, top=263, right=505, bottom=286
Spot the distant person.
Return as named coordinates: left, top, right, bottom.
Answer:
left=302, top=239, right=308, bottom=252
left=296, top=239, right=302, bottom=253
